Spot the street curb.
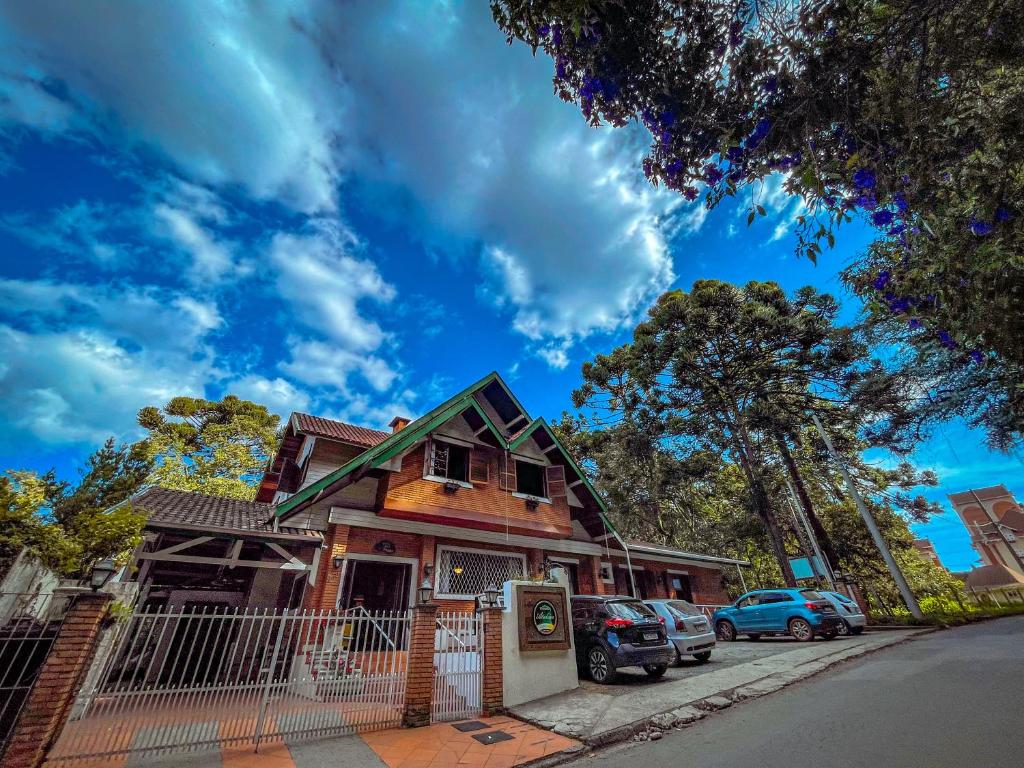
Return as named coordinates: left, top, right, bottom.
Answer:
left=508, top=628, right=936, bottom=763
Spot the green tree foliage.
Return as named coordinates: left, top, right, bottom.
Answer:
left=492, top=0, right=1024, bottom=447
left=0, top=439, right=151, bottom=578
left=138, top=395, right=280, bottom=501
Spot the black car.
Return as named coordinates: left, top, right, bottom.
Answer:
left=570, top=595, right=675, bottom=684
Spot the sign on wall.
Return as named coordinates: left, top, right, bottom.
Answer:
left=516, top=584, right=570, bottom=652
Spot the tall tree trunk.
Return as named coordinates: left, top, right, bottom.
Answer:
left=733, top=421, right=797, bottom=587
left=774, top=432, right=841, bottom=572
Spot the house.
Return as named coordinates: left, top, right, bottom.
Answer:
left=911, top=538, right=945, bottom=569
left=120, top=373, right=744, bottom=614
left=962, top=564, right=1024, bottom=606
left=948, top=485, right=1024, bottom=575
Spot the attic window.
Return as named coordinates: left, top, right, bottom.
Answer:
left=425, top=439, right=469, bottom=483
left=515, top=460, right=545, bottom=497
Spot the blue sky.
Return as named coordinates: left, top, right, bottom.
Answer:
left=0, top=1, right=1013, bottom=571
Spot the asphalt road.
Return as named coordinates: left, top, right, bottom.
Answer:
left=573, top=616, right=1024, bottom=768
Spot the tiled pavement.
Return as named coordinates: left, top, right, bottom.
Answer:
left=47, top=716, right=581, bottom=768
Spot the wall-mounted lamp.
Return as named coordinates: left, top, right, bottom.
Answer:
left=332, top=556, right=345, bottom=569
left=484, top=583, right=501, bottom=608
left=453, top=565, right=464, bottom=575
left=89, top=558, right=117, bottom=592
left=417, top=578, right=434, bottom=605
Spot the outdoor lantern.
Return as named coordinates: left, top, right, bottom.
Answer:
left=333, top=555, right=345, bottom=569
left=484, top=583, right=500, bottom=608
left=453, top=565, right=464, bottom=575
left=417, top=578, right=433, bottom=605
left=89, top=558, right=117, bottom=592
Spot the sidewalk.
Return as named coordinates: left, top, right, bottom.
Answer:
left=510, top=629, right=927, bottom=745
left=71, top=716, right=581, bottom=768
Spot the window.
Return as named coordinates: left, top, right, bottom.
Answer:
left=425, top=439, right=469, bottom=483
left=737, top=594, right=760, bottom=608
left=599, top=562, right=615, bottom=584
left=798, top=589, right=825, bottom=600
left=606, top=600, right=658, bottom=621
left=760, top=592, right=793, bottom=604
left=434, top=546, right=527, bottom=598
left=666, top=600, right=702, bottom=618
left=515, top=460, right=546, bottom=497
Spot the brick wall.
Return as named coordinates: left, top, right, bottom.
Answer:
left=304, top=523, right=351, bottom=610
left=384, top=446, right=573, bottom=535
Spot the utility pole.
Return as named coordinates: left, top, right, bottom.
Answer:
left=785, top=478, right=836, bottom=591
left=811, top=413, right=923, bottom=619
left=968, top=489, right=1024, bottom=573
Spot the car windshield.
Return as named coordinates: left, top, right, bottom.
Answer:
left=799, top=590, right=824, bottom=600
left=666, top=600, right=702, bottom=618
left=607, top=600, right=658, bottom=621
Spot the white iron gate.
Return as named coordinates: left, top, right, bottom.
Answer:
left=48, top=606, right=410, bottom=762
left=431, top=611, right=482, bottom=722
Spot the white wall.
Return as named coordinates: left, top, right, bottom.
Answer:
left=500, top=576, right=579, bottom=708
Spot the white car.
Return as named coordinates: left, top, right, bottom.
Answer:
left=644, top=599, right=716, bottom=663
left=820, top=590, right=866, bottom=635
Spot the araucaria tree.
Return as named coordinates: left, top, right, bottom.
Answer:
left=138, top=396, right=280, bottom=501
left=492, top=0, right=1024, bottom=447
left=574, top=280, right=868, bottom=585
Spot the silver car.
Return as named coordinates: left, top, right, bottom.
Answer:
left=820, top=590, right=866, bottom=635
left=644, top=599, right=716, bottom=663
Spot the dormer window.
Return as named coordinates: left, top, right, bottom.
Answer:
left=426, top=439, right=469, bottom=482
left=515, top=459, right=546, bottom=498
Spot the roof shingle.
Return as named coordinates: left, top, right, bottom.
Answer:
left=293, top=413, right=390, bottom=447
left=132, top=487, right=321, bottom=538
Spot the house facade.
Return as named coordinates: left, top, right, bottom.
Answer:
left=254, top=372, right=741, bottom=614
left=120, top=373, right=742, bottom=614
left=949, top=485, right=1024, bottom=604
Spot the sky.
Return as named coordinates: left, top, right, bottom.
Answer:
left=0, top=1, right=1014, bottom=572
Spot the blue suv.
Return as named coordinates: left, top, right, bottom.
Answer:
left=712, top=589, right=844, bottom=642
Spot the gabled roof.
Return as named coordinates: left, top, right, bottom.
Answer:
left=964, top=563, right=1024, bottom=591
left=133, top=487, right=321, bottom=540
left=949, top=485, right=1013, bottom=504
left=291, top=413, right=390, bottom=448
left=273, top=372, right=619, bottom=537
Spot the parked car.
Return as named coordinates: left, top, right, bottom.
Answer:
left=712, top=589, right=844, bottom=642
left=644, top=599, right=715, bottom=664
left=819, top=590, right=866, bottom=635
left=570, top=595, right=675, bottom=684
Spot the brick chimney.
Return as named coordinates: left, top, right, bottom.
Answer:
left=389, top=416, right=412, bottom=433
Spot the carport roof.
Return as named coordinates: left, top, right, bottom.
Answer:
left=964, top=563, right=1024, bottom=590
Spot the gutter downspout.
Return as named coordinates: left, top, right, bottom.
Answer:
left=609, top=530, right=638, bottom=598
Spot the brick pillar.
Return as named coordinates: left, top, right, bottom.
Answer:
left=305, top=523, right=351, bottom=610
left=1, top=588, right=111, bottom=768
left=526, top=548, right=544, bottom=579
left=480, top=606, right=504, bottom=716
left=402, top=602, right=438, bottom=728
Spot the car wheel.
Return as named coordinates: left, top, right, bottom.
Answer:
left=643, top=663, right=668, bottom=678
left=693, top=651, right=712, bottom=663
left=821, top=630, right=838, bottom=640
left=788, top=617, right=814, bottom=642
left=715, top=620, right=737, bottom=642
left=851, top=626, right=865, bottom=636
left=673, top=648, right=685, bottom=666
left=747, top=633, right=761, bottom=641
left=588, top=646, right=616, bottom=684
left=836, top=620, right=851, bottom=636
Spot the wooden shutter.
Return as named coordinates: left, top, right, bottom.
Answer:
left=422, top=439, right=434, bottom=477
left=499, top=452, right=517, bottom=491
left=545, top=464, right=567, bottom=500
left=469, top=451, right=489, bottom=484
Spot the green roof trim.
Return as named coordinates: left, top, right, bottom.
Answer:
left=273, top=372, right=621, bottom=538
left=507, top=418, right=616, bottom=531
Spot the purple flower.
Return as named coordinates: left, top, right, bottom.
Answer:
left=555, top=58, right=567, bottom=80
left=857, top=193, right=878, bottom=211
left=888, top=297, right=911, bottom=313
left=969, top=218, right=994, bottom=236
left=893, top=193, right=908, bottom=213
left=852, top=168, right=876, bottom=190
left=872, top=271, right=890, bottom=290
left=824, top=195, right=838, bottom=207
left=872, top=209, right=895, bottom=227
left=995, top=206, right=1013, bottom=223
left=908, top=318, right=923, bottom=330
left=969, top=350, right=984, bottom=364
left=681, top=186, right=699, bottom=201
left=704, top=164, right=724, bottom=184
left=889, top=224, right=906, bottom=236
left=763, top=76, right=778, bottom=94
left=537, top=24, right=550, bottom=37
left=666, top=159, right=684, bottom=178
left=938, top=330, right=957, bottom=349
left=726, top=146, right=744, bottom=162
left=552, top=24, right=562, bottom=46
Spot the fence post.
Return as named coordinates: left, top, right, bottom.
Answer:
left=402, top=602, right=438, bottom=728
left=254, top=608, right=289, bottom=750
left=0, top=588, right=111, bottom=768
left=480, top=606, right=504, bottom=717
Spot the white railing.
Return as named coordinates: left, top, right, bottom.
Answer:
left=48, top=606, right=411, bottom=763
left=432, top=611, right=481, bottom=723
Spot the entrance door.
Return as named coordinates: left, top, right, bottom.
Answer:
left=339, top=560, right=412, bottom=612
left=666, top=573, right=694, bottom=602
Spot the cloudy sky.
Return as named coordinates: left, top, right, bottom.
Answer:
left=0, top=0, right=1011, bottom=570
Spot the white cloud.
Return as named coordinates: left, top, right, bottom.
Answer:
left=0, top=2, right=344, bottom=212
left=268, top=223, right=396, bottom=353
left=152, top=202, right=236, bottom=285
left=280, top=337, right=398, bottom=395
left=226, top=374, right=311, bottom=418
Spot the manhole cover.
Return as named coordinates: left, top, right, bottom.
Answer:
left=451, top=720, right=489, bottom=732
left=473, top=731, right=514, bottom=745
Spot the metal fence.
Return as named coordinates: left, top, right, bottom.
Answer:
left=48, top=606, right=410, bottom=763
left=0, top=590, right=69, bottom=756
left=431, top=611, right=482, bottom=723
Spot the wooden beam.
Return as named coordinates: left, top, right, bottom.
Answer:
left=267, top=542, right=307, bottom=569
left=138, top=552, right=308, bottom=569
left=151, top=536, right=214, bottom=557
left=227, top=539, right=244, bottom=569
